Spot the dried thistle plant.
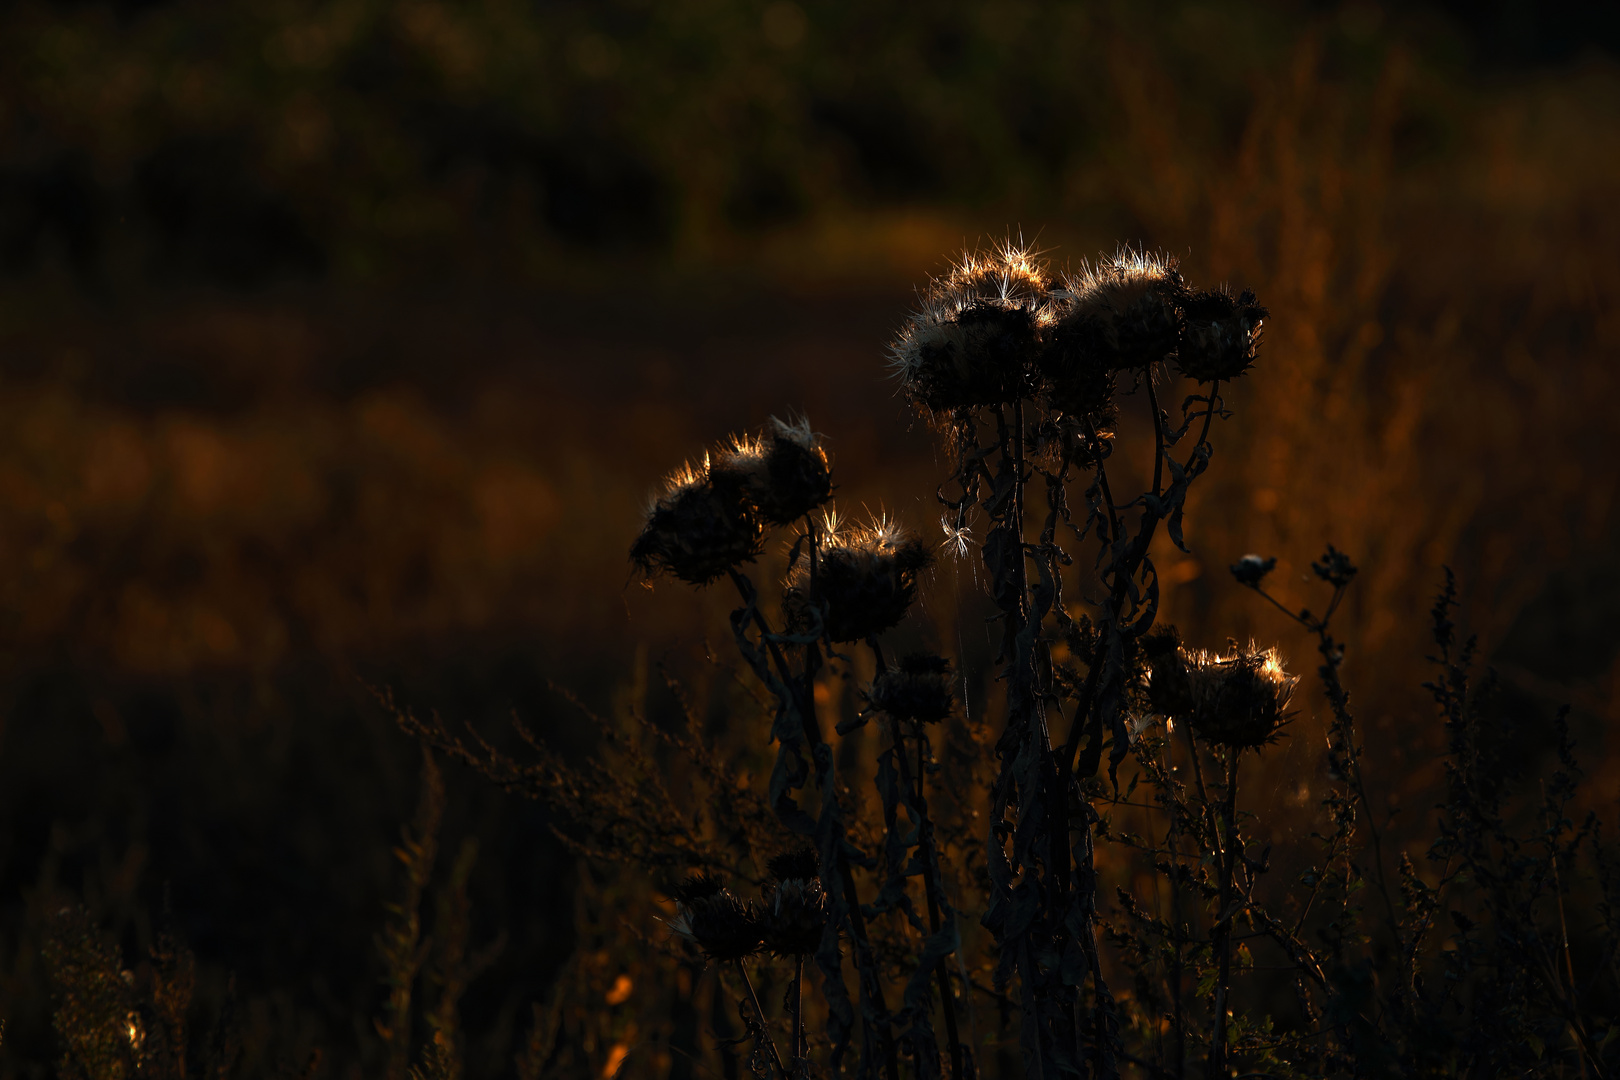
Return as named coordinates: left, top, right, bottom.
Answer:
left=385, top=237, right=1617, bottom=1080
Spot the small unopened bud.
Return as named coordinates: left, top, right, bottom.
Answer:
left=865, top=653, right=955, bottom=724
left=1311, top=545, right=1357, bottom=588
left=1174, top=287, right=1267, bottom=383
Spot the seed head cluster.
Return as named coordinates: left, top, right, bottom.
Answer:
left=784, top=513, right=932, bottom=642
left=1146, top=638, right=1298, bottom=749
left=865, top=653, right=955, bottom=724
left=890, top=241, right=1268, bottom=423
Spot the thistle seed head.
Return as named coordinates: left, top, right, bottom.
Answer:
left=889, top=240, right=1053, bottom=416
left=1174, top=286, right=1268, bottom=383
left=667, top=872, right=726, bottom=904
left=667, top=888, right=764, bottom=962
left=762, top=876, right=829, bottom=957
left=766, top=846, right=820, bottom=884
left=865, top=652, right=954, bottom=724
left=784, top=513, right=933, bottom=642
left=631, top=456, right=765, bottom=586
left=1047, top=249, right=1185, bottom=379
left=714, top=416, right=833, bottom=527
left=1187, top=643, right=1298, bottom=749
left=1230, top=553, right=1278, bottom=588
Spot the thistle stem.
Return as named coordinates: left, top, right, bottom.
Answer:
left=734, top=959, right=786, bottom=1078
left=792, top=954, right=805, bottom=1064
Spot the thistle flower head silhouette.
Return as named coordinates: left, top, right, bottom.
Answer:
left=1174, top=285, right=1268, bottom=383
left=889, top=239, right=1052, bottom=415
left=761, top=846, right=827, bottom=957
left=631, top=455, right=765, bottom=586
left=1047, top=248, right=1185, bottom=381
left=766, top=846, right=820, bottom=884
left=714, top=415, right=833, bottom=526
left=1186, top=643, right=1298, bottom=749
left=865, top=652, right=955, bottom=724
left=784, top=511, right=932, bottom=642
left=666, top=884, right=764, bottom=962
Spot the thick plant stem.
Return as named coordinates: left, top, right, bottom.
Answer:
left=734, top=959, right=786, bottom=1078
left=1208, top=750, right=1241, bottom=1080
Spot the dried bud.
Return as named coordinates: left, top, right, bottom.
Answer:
left=1174, top=287, right=1267, bottom=383
left=1047, top=250, right=1185, bottom=379
left=667, top=889, right=764, bottom=962
left=631, top=458, right=764, bottom=586
left=1188, top=644, right=1298, bottom=749
left=714, top=416, right=833, bottom=527
left=1230, top=554, right=1277, bottom=588
left=784, top=514, right=933, bottom=642
left=1311, top=545, right=1357, bottom=588
left=889, top=241, right=1051, bottom=415
left=865, top=653, right=954, bottom=724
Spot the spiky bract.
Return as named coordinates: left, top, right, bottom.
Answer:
left=631, top=458, right=765, bottom=586
left=865, top=653, right=954, bottom=724
left=1174, top=286, right=1268, bottom=383
left=784, top=514, right=932, bottom=642
left=889, top=241, right=1052, bottom=415
left=714, top=416, right=833, bottom=526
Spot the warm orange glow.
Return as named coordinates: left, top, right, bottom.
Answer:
left=604, top=974, right=633, bottom=1006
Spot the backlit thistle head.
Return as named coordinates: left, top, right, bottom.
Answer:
left=784, top=512, right=933, bottom=642
left=865, top=652, right=954, bottom=724
left=889, top=239, right=1053, bottom=416
left=1187, top=643, right=1298, bottom=749
left=713, top=415, right=833, bottom=526
left=664, top=878, right=764, bottom=962
left=1045, top=249, right=1185, bottom=388
left=762, top=846, right=828, bottom=957
left=1174, top=286, right=1268, bottom=383
left=631, top=455, right=765, bottom=586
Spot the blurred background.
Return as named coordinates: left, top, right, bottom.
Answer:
left=0, top=0, right=1617, bottom=1076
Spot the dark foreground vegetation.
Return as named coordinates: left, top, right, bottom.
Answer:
left=1, top=1, right=1618, bottom=1078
